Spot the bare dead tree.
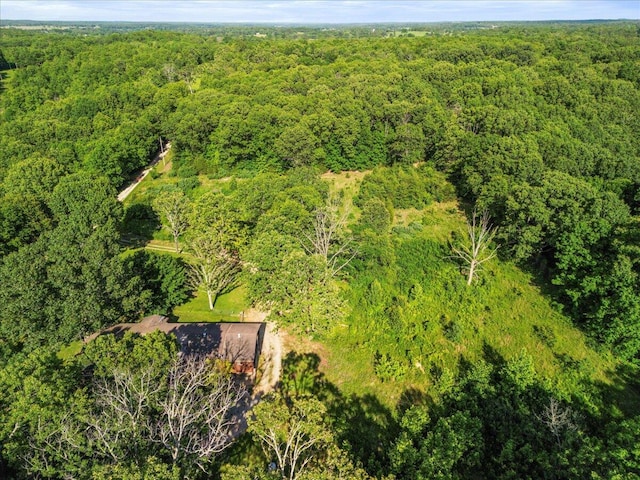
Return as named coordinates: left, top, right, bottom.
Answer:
left=155, top=355, right=246, bottom=472
left=451, top=209, right=499, bottom=285
left=249, top=395, right=333, bottom=480
left=188, top=236, right=241, bottom=310
left=87, top=366, right=161, bottom=462
left=302, top=197, right=357, bottom=279
left=536, top=397, right=578, bottom=448
left=85, top=356, right=246, bottom=474
left=152, top=190, right=191, bottom=253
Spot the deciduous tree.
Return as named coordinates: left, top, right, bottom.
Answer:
left=249, top=394, right=334, bottom=480
left=390, top=407, right=483, bottom=480
left=302, top=197, right=356, bottom=279
left=187, top=236, right=240, bottom=310
left=153, top=190, right=191, bottom=253
left=0, top=347, right=90, bottom=479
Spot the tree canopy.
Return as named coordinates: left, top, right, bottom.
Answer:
left=1, top=21, right=639, bottom=480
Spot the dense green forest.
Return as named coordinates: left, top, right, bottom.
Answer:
left=0, top=23, right=639, bottom=479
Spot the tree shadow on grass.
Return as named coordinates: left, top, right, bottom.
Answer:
left=280, top=351, right=398, bottom=477
left=481, top=341, right=507, bottom=370
left=397, top=387, right=434, bottom=415
left=590, top=361, right=640, bottom=419
left=121, top=203, right=160, bottom=247
left=266, top=347, right=640, bottom=480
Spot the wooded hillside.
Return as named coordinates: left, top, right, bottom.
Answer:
left=0, top=23, right=639, bottom=479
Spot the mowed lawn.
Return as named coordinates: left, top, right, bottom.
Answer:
left=173, top=285, right=250, bottom=323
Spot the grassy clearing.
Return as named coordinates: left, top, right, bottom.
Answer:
left=322, top=170, right=366, bottom=220
left=123, top=167, right=638, bottom=414
left=321, top=170, right=367, bottom=191
left=120, top=242, right=183, bottom=259
left=122, top=172, right=181, bottom=207
left=123, top=153, right=230, bottom=207
left=173, top=285, right=250, bottom=323
left=396, top=200, right=461, bottom=239
left=122, top=160, right=239, bottom=244
left=292, top=170, right=638, bottom=412
left=144, top=239, right=181, bottom=253
left=57, top=340, right=83, bottom=361
left=321, top=242, right=623, bottom=410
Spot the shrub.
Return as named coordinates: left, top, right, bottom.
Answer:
left=177, top=176, right=201, bottom=193
left=533, top=324, right=556, bottom=348
left=355, top=165, right=456, bottom=210
left=444, top=320, right=464, bottom=343
left=373, top=351, right=408, bottom=382
left=176, top=164, right=198, bottom=178
left=358, top=197, right=392, bottom=233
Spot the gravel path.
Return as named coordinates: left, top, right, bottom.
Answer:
left=117, top=142, right=171, bottom=202
left=253, top=321, right=282, bottom=399
left=230, top=316, right=282, bottom=440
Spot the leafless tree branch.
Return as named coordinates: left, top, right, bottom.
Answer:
left=154, top=355, right=247, bottom=471
left=302, top=196, right=357, bottom=279
left=535, top=397, right=578, bottom=448
left=451, top=209, right=499, bottom=285
left=87, top=366, right=160, bottom=462
left=85, top=355, right=246, bottom=474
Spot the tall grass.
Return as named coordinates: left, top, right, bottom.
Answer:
left=318, top=172, right=629, bottom=411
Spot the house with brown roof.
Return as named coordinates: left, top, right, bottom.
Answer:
left=89, top=315, right=265, bottom=374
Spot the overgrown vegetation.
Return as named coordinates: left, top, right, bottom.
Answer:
left=0, top=22, right=639, bottom=479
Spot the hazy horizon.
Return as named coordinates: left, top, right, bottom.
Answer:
left=1, top=1, right=638, bottom=24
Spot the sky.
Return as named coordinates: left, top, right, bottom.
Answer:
left=1, top=0, right=638, bottom=24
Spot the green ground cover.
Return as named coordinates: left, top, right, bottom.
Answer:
left=57, top=340, right=83, bottom=361
left=122, top=166, right=639, bottom=415
left=123, top=158, right=232, bottom=208
left=173, top=285, right=250, bottom=323
left=316, top=172, right=636, bottom=412
left=323, top=260, right=622, bottom=408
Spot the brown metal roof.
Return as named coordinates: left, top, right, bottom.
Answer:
left=87, top=316, right=265, bottom=368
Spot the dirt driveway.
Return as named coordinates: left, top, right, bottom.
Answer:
left=117, top=142, right=171, bottom=202
left=253, top=321, right=282, bottom=398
